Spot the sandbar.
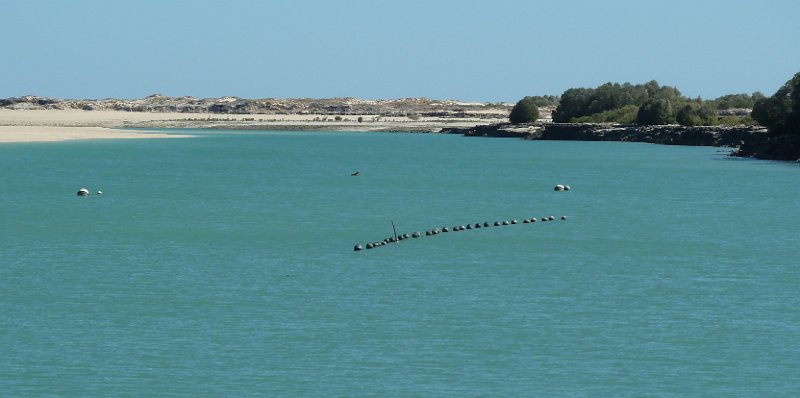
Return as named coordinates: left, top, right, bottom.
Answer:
left=0, top=126, right=190, bottom=143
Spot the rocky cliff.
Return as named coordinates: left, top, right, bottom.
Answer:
left=443, top=122, right=771, bottom=152
left=733, top=133, right=800, bottom=161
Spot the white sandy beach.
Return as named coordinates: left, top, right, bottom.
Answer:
left=0, top=109, right=506, bottom=142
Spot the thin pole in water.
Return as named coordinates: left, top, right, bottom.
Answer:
left=391, top=220, right=398, bottom=242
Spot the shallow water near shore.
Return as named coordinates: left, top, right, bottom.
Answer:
left=1, top=130, right=798, bottom=396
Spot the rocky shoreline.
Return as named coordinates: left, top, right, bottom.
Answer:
left=440, top=122, right=797, bottom=160
left=443, top=122, right=766, bottom=146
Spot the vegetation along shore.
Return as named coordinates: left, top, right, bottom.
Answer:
left=497, top=72, right=800, bottom=162
left=2, top=71, right=798, bottom=161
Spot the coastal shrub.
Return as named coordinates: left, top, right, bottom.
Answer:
left=637, top=99, right=674, bottom=125
left=509, top=97, right=540, bottom=124
left=676, top=102, right=716, bottom=126
left=334, top=116, right=342, bottom=121
left=518, top=95, right=559, bottom=108
left=676, top=105, right=702, bottom=126
left=752, top=71, right=800, bottom=136
left=552, top=80, right=681, bottom=123
left=717, top=115, right=755, bottom=126
left=357, top=116, right=363, bottom=123
left=573, top=105, right=639, bottom=124
left=734, top=71, right=800, bottom=160
left=552, top=87, right=594, bottom=122
left=707, top=92, right=766, bottom=110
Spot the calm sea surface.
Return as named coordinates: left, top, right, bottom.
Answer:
left=1, top=130, right=798, bottom=397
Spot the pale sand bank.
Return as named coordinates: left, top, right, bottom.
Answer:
left=0, top=109, right=506, bottom=142
left=0, top=109, right=261, bottom=127
left=0, top=126, right=191, bottom=143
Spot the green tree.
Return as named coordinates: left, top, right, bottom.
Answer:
left=516, top=95, right=559, bottom=108
left=707, top=92, right=766, bottom=110
left=676, top=104, right=701, bottom=126
left=736, top=71, right=800, bottom=160
left=573, top=105, right=639, bottom=124
left=790, top=73, right=800, bottom=132
left=552, top=87, right=593, bottom=122
left=509, top=96, right=540, bottom=124
left=637, top=99, right=674, bottom=125
left=676, top=102, right=716, bottom=126
left=751, top=72, right=800, bottom=135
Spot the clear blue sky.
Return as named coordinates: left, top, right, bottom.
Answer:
left=2, top=0, right=798, bottom=102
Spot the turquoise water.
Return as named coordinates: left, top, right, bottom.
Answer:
left=1, top=130, right=798, bottom=396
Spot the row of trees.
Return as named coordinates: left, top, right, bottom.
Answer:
left=552, top=81, right=682, bottom=123
left=509, top=80, right=764, bottom=126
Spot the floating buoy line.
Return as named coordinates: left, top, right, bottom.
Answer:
left=354, top=215, right=568, bottom=252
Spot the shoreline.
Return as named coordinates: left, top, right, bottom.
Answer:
left=444, top=122, right=767, bottom=144
left=3, top=110, right=792, bottom=161
left=0, top=126, right=193, bottom=143
left=0, top=109, right=507, bottom=142
left=443, top=122, right=800, bottom=162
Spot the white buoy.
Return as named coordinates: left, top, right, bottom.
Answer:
left=96, top=190, right=103, bottom=195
